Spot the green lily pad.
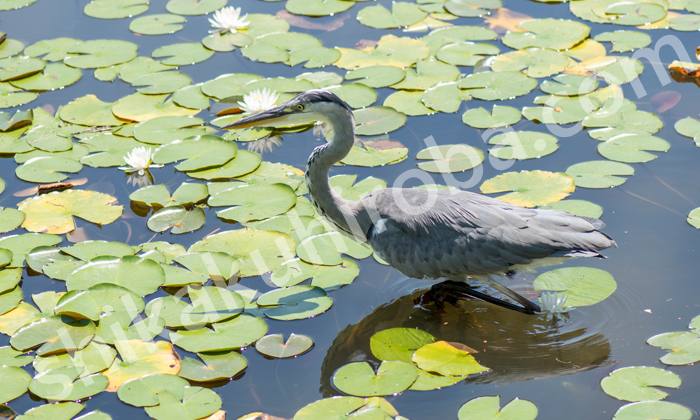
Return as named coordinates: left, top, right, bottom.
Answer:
left=566, top=160, right=635, bottom=188
left=174, top=250, right=242, bottom=282
left=330, top=174, right=386, bottom=201
left=647, top=331, right=700, bottom=365
left=0, top=345, right=33, bottom=367
left=533, top=267, right=616, bottom=307
left=0, top=285, right=22, bottom=314
left=170, top=314, right=268, bottom=352
left=606, top=2, right=667, bottom=25
left=15, top=403, right=85, bottom=420
left=209, top=183, right=297, bottom=223
left=444, top=0, right=502, bottom=17
left=297, top=232, right=367, bottom=265
left=172, top=84, right=209, bottom=110
left=165, top=0, right=226, bottom=15
left=118, top=57, right=176, bottom=83
left=0, top=208, right=24, bottom=234
left=0, top=366, right=31, bottom=403
left=201, top=32, right=252, bottom=52
left=93, top=312, right=164, bottom=345
left=325, top=83, right=377, bottom=109
left=130, top=183, right=207, bottom=207
left=422, top=82, right=469, bottom=113
left=539, top=199, right=603, bottom=218
left=147, top=206, right=205, bottom=234
left=117, top=374, right=188, bottom=407
left=572, top=56, right=644, bottom=86
left=488, top=131, right=559, bottom=160
left=66, top=256, right=165, bottom=296
left=249, top=213, right=324, bottom=244
left=370, top=328, right=436, bottom=363
left=357, top=2, right=427, bottom=29
left=384, top=90, right=434, bottom=116
left=15, top=157, right=82, bottom=183
left=146, top=285, right=243, bottom=328
left=145, top=387, right=221, bottom=420
left=286, top=0, right=354, bottom=16
left=189, top=228, right=295, bottom=276
left=523, top=95, right=601, bottom=124
left=334, top=35, right=429, bottom=70
left=178, top=351, right=247, bottom=382
left=594, top=31, right=651, bottom=52
left=0, top=233, right=61, bottom=267
left=132, top=72, right=191, bottom=94
left=289, top=47, right=341, bottom=68
left=152, top=42, right=214, bottom=66
left=458, top=71, right=537, bottom=101
left=353, top=106, right=406, bottom=136
left=10, top=315, right=95, bottom=356
left=0, top=302, right=40, bottom=336
left=392, top=58, right=460, bottom=90
left=256, top=285, right=333, bottom=320
left=597, top=134, right=669, bottom=163
left=103, top=340, right=180, bottom=392
left=462, top=105, right=520, bottom=128
left=55, top=283, right=144, bottom=321
left=416, top=144, right=485, bottom=173
left=669, top=14, right=700, bottom=31
left=688, top=207, right=700, bottom=229
left=480, top=170, right=575, bottom=207
left=60, top=94, right=125, bottom=126
left=84, top=0, right=149, bottom=19
left=186, top=150, right=261, bottom=180
left=130, top=14, right=186, bottom=35
left=112, top=93, right=200, bottom=122
left=540, top=74, right=598, bottom=96
left=255, top=333, right=313, bottom=358
left=340, top=139, right=408, bottom=166
left=0, top=39, right=24, bottom=60
left=502, top=18, right=590, bottom=50
left=422, top=25, right=499, bottom=54
left=491, top=48, right=570, bottom=78
left=24, top=38, right=83, bottom=61
left=200, top=73, right=262, bottom=100
left=0, top=82, right=37, bottom=108
left=29, top=367, right=107, bottom=401
left=270, top=257, right=358, bottom=289
left=345, top=66, right=406, bottom=88
left=674, top=116, right=700, bottom=146
left=332, top=361, right=418, bottom=397
left=458, top=396, right=538, bottom=420
left=293, top=396, right=397, bottom=420
left=18, top=190, right=123, bottom=235
left=33, top=341, right=116, bottom=376
left=0, top=56, right=45, bottom=82
left=412, top=341, right=488, bottom=376
left=153, top=134, right=237, bottom=171
left=612, top=402, right=691, bottom=420
left=436, top=42, right=500, bottom=66
left=601, top=366, right=681, bottom=402
left=65, top=40, right=137, bottom=69
left=410, top=369, right=464, bottom=391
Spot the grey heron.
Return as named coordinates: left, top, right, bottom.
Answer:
left=224, top=90, right=617, bottom=314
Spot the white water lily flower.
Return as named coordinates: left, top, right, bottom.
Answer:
left=119, top=146, right=161, bottom=176
left=209, top=6, right=249, bottom=34
left=238, top=88, right=280, bottom=114
left=539, top=291, right=570, bottom=319
left=248, top=135, right=282, bottom=155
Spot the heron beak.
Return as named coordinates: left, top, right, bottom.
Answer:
left=222, top=105, right=293, bottom=130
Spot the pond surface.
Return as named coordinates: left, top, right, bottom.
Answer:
left=1, top=0, right=700, bottom=419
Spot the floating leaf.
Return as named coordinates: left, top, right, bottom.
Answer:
left=332, top=361, right=418, bottom=397
left=0, top=208, right=24, bottom=234
left=458, top=71, right=537, bottom=100
left=255, top=333, right=313, bottom=358
left=669, top=14, right=700, bottom=31
left=16, top=157, right=82, bottom=183
left=209, top=183, right=297, bottom=222
left=594, top=31, right=651, bottom=52
left=597, top=134, right=670, bottom=163
left=178, top=351, right=247, bottom=382
left=462, top=105, right=520, bottom=128
left=392, top=58, right=460, bottom=90
left=436, top=42, right=499, bottom=66
left=55, top=283, right=144, bottom=321
left=416, top=144, right=484, bottom=173
left=480, top=170, right=575, bottom=207
left=60, top=94, right=125, bottom=126
left=412, top=341, right=487, bottom=376
left=67, top=256, right=165, bottom=296
left=15, top=403, right=84, bottom=420
left=647, top=330, right=700, bottom=365
left=357, top=3, right=427, bottom=29
left=674, top=116, right=700, bottom=145
left=612, top=402, right=691, bottom=420
left=370, top=328, right=435, bottom=363
left=145, top=285, right=244, bottom=328
left=186, top=150, right=262, bottom=180
left=145, top=387, right=221, bottom=420
left=502, top=18, right=590, bottom=50
left=0, top=366, right=31, bottom=403
left=491, top=48, right=570, bottom=78
left=113, top=93, right=200, bottom=122
left=132, top=72, right=191, bottom=95
left=422, top=26, right=498, bottom=54
left=170, top=314, right=268, bottom=352
left=251, top=215, right=324, bottom=245
left=488, top=131, right=559, bottom=160
left=0, top=56, right=45, bottom=82
left=566, top=160, right=634, bottom=188
left=540, top=74, right=598, bottom=96
left=688, top=207, right=700, bottom=229
left=152, top=42, right=214, bottom=66
left=444, top=0, right=502, bottom=17
left=0, top=233, right=62, bottom=267
left=601, top=366, right=681, bottom=402
left=422, top=82, right=469, bottom=113
left=410, top=369, right=464, bottom=391
left=18, top=190, right=123, bottom=234
left=104, top=340, right=181, bottom=392
left=0, top=82, right=37, bottom=108
left=0, top=345, right=33, bottom=367
left=566, top=56, right=644, bottom=85
left=24, top=38, right=83, bottom=62
left=257, top=285, right=333, bottom=320
left=534, top=267, right=616, bottom=307
left=130, top=14, right=186, bottom=35
left=325, top=83, right=377, bottom=109
left=353, top=106, right=406, bottom=136
left=153, top=134, right=237, bottom=171
left=345, top=66, right=406, bottom=88
left=172, top=85, right=210, bottom=110
left=539, top=199, right=603, bottom=218
left=0, top=39, right=24, bottom=59
left=334, top=35, right=429, bottom=70
left=147, top=206, right=205, bottom=234
left=65, top=40, right=138, bottom=69
left=286, top=0, right=355, bottom=17
left=11, top=62, right=81, bottom=92
left=84, top=0, right=149, bottom=19
left=384, top=90, right=434, bottom=116
left=130, top=183, right=208, bottom=207
left=293, top=396, right=395, bottom=420
left=10, top=315, right=95, bottom=356
left=341, top=139, right=408, bottom=166
left=29, top=367, right=108, bottom=401
left=458, top=396, right=538, bottom=420
left=166, top=0, right=226, bottom=15
left=200, top=73, right=262, bottom=100
left=606, top=2, right=667, bottom=25
left=33, top=342, right=116, bottom=377
left=523, top=95, right=600, bottom=124
left=0, top=286, right=21, bottom=315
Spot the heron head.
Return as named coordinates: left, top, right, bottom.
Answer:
left=222, top=89, right=352, bottom=130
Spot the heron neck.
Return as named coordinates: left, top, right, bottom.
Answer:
left=305, top=108, right=363, bottom=237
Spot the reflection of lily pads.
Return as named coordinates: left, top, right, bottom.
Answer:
left=480, top=170, right=575, bottom=207
left=601, top=366, right=681, bottom=402
left=533, top=267, right=616, bottom=307
left=332, top=361, right=418, bottom=397
left=566, top=160, right=634, bottom=188
left=255, top=333, right=313, bottom=358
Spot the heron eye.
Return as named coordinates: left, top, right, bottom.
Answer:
left=296, top=104, right=304, bottom=110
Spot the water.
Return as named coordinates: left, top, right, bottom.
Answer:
left=2, top=0, right=700, bottom=418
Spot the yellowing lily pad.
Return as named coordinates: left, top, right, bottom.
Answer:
left=104, top=340, right=181, bottom=392
left=480, top=170, right=575, bottom=207
left=502, top=18, right=590, bottom=50
left=412, top=341, right=488, bottom=376
left=334, top=35, right=429, bottom=70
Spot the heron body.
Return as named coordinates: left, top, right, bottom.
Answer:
left=225, top=89, right=617, bottom=313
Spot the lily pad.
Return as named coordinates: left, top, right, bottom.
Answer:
left=422, top=82, right=469, bottom=113
left=480, top=170, right=575, bottom=207
left=0, top=366, right=31, bottom=403
left=144, top=387, right=221, bottom=420
left=24, top=38, right=82, bottom=62
left=688, top=207, right=700, bottom=229
left=412, top=341, right=488, bottom=376
left=606, top=2, right=667, bottom=25
left=10, top=315, right=95, bottom=356
left=55, top=283, right=144, bottom=321
left=186, top=150, right=262, bottom=180
left=601, top=366, right=681, bottom=402
left=251, top=216, right=325, bottom=246
left=370, top=328, right=436, bottom=363
left=166, top=0, right=226, bottom=15
left=29, top=367, right=107, bottom=401
left=458, top=71, right=537, bottom=101
left=208, top=183, right=297, bottom=223
left=65, top=40, right=138, bottom=69
left=341, top=139, right=408, bottom=166
left=66, top=256, right=165, bottom=296
left=353, top=106, right=406, bottom=136
left=0, top=56, right=45, bottom=82
left=285, top=0, right=355, bottom=17
left=436, top=42, right=500, bottom=66
left=145, top=285, right=244, bottom=328
left=540, top=74, right=598, bottom=96
left=256, top=285, right=333, bottom=320
left=522, top=95, right=600, bottom=124
left=147, top=206, right=205, bottom=234
left=33, top=341, right=116, bottom=377
left=170, top=314, right=268, bottom=352
left=296, top=232, right=369, bottom=265
left=597, top=134, right=670, bottom=163
left=462, top=105, right=521, bottom=128
left=172, top=85, right=210, bottom=110
left=674, top=116, right=700, bottom=145
left=325, top=83, right=377, bottom=109
left=502, top=18, right=590, bottom=50
left=488, top=131, right=559, bottom=160
left=132, top=72, right=191, bottom=95
left=130, top=14, right=186, bottom=35
left=0, top=208, right=24, bottom=234
left=612, top=401, right=691, bottom=420
left=15, top=403, right=84, bottom=420
left=565, top=160, right=634, bottom=188
left=332, top=361, right=418, bottom=397
left=533, top=267, right=616, bottom=307
left=60, top=94, right=125, bottom=126
left=410, top=369, right=464, bottom=391
left=334, top=35, right=429, bottom=70
left=0, top=39, right=24, bottom=59
left=152, top=43, right=214, bottom=66
left=594, top=31, right=651, bottom=52
left=112, top=93, right=200, bottom=122
left=669, top=14, right=700, bottom=31
left=444, top=0, right=502, bottom=17
left=255, top=333, right=313, bottom=358
left=491, top=48, right=570, bottom=78
left=458, top=396, right=538, bottom=420
left=18, top=190, right=123, bottom=234
left=0, top=345, right=33, bottom=367
left=0, top=83, right=37, bottom=108
left=416, top=144, right=485, bottom=173
left=103, top=340, right=181, bottom=392
left=178, top=351, right=247, bottom=382
left=345, top=66, right=406, bottom=88
left=0, top=233, right=62, bottom=267
left=15, top=157, right=82, bottom=183
left=384, top=91, right=434, bottom=116
left=130, top=183, right=208, bottom=207
left=153, top=135, right=237, bottom=171
left=357, top=3, right=427, bottom=29
left=84, top=0, right=149, bottom=19
left=392, top=58, right=460, bottom=90
left=540, top=199, right=603, bottom=218
left=647, top=331, right=700, bottom=365
left=117, top=374, right=188, bottom=407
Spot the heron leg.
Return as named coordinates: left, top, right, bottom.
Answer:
left=431, top=279, right=538, bottom=314
left=477, top=277, right=541, bottom=314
